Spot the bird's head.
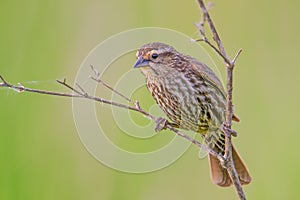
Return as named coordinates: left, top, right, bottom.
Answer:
left=133, top=42, right=178, bottom=73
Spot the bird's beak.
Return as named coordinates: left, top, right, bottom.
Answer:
left=133, top=56, right=149, bottom=68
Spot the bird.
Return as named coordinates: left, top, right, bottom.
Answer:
left=133, top=42, right=251, bottom=187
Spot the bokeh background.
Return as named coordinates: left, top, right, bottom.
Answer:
left=1, top=0, right=299, bottom=199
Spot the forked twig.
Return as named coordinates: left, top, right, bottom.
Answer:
left=196, top=0, right=246, bottom=199
left=90, top=65, right=134, bottom=103
left=0, top=73, right=220, bottom=159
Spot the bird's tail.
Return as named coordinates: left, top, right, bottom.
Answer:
left=208, top=145, right=252, bottom=187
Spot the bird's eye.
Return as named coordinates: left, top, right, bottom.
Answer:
left=151, top=53, right=158, bottom=59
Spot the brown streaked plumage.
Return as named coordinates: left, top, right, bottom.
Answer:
left=134, top=42, right=251, bottom=187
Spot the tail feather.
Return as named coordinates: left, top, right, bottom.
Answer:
left=209, top=154, right=232, bottom=187
left=208, top=145, right=251, bottom=187
left=232, top=145, right=252, bottom=185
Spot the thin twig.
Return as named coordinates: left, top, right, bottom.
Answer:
left=193, top=37, right=228, bottom=63
left=196, top=0, right=246, bottom=199
left=197, top=0, right=230, bottom=63
left=232, top=49, right=243, bottom=65
left=0, top=75, right=7, bottom=85
left=75, top=83, right=88, bottom=96
left=56, top=79, right=82, bottom=95
left=0, top=74, right=219, bottom=159
left=90, top=65, right=134, bottom=103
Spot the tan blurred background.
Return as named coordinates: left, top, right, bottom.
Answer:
left=1, top=0, right=299, bottom=199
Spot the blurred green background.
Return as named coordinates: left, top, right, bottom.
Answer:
left=1, top=0, right=299, bottom=199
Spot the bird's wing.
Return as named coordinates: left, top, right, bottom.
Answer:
left=189, top=58, right=226, bottom=98
left=189, top=58, right=241, bottom=122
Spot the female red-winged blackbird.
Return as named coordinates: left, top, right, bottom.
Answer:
left=134, top=42, right=251, bottom=187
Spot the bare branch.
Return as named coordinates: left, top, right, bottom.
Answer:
left=196, top=0, right=246, bottom=199
left=90, top=65, right=133, bottom=104
left=0, top=75, right=8, bottom=85
left=0, top=76, right=80, bottom=98
left=197, top=0, right=230, bottom=62
left=232, top=49, right=243, bottom=65
left=75, top=83, right=88, bottom=96
left=193, top=37, right=229, bottom=63
left=56, top=79, right=82, bottom=95
left=0, top=74, right=220, bottom=160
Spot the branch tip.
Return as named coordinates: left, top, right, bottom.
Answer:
left=196, top=0, right=247, bottom=199
left=90, top=64, right=100, bottom=77
left=0, top=75, right=7, bottom=86
left=75, top=83, right=87, bottom=96
left=232, top=49, right=243, bottom=65
left=206, top=2, right=214, bottom=10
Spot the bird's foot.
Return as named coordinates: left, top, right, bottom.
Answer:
left=154, top=117, right=168, bottom=132
left=219, top=153, right=233, bottom=169
left=221, top=122, right=238, bottom=138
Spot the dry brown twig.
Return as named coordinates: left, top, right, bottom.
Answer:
left=1, top=1, right=247, bottom=199
left=0, top=73, right=221, bottom=159
left=195, top=0, right=247, bottom=199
